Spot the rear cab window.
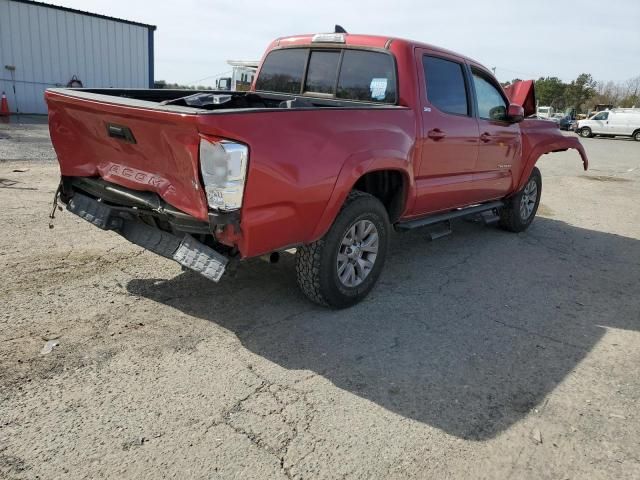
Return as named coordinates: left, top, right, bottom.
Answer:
left=255, top=48, right=397, bottom=104
left=254, top=48, right=308, bottom=94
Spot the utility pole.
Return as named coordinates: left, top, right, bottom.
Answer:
left=492, top=66, right=496, bottom=75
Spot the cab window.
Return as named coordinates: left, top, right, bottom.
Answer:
left=255, top=48, right=397, bottom=103
left=254, top=49, right=308, bottom=94
left=472, top=73, right=508, bottom=121
left=305, top=51, right=340, bottom=95
left=593, top=112, right=609, bottom=120
left=422, top=56, right=469, bottom=116
left=336, top=50, right=397, bottom=103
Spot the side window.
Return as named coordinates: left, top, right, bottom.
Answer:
left=336, top=50, right=396, bottom=103
left=255, top=49, right=309, bottom=94
left=304, top=51, right=341, bottom=94
left=472, top=73, right=508, bottom=121
left=422, top=56, right=468, bottom=116
left=593, top=112, right=608, bottom=120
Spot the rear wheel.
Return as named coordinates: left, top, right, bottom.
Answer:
left=499, top=167, right=542, bottom=233
left=633, top=130, right=640, bottom=142
left=295, top=191, right=389, bottom=308
left=580, top=127, right=593, bottom=138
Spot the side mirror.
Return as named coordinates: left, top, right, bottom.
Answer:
left=507, top=103, right=525, bottom=123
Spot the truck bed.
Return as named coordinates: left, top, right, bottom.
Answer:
left=45, top=87, right=415, bottom=257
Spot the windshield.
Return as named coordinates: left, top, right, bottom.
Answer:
left=255, top=48, right=397, bottom=104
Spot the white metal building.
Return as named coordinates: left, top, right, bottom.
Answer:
left=0, top=0, right=156, bottom=114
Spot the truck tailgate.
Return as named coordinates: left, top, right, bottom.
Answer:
left=46, top=90, right=209, bottom=221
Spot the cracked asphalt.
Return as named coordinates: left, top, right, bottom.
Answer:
left=1, top=118, right=639, bottom=479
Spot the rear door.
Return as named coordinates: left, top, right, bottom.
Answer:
left=469, top=68, right=522, bottom=200
left=412, top=50, right=480, bottom=214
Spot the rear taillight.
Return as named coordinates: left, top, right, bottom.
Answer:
left=199, top=138, right=248, bottom=211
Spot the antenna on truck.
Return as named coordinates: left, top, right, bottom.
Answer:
left=335, top=25, right=347, bottom=33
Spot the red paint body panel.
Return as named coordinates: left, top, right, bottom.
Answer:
left=47, top=92, right=209, bottom=221
left=503, top=80, right=536, bottom=117
left=196, top=108, right=416, bottom=257
left=46, top=34, right=588, bottom=260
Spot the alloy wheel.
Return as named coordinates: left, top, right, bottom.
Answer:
left=336, top=219, right=379, bottom=287
left=519, top=179, right=538, bottom=221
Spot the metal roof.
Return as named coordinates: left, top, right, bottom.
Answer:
left=9, top=0, right=157, bottom=30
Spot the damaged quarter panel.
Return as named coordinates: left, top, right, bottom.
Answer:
left=516, top=119, right=588, bottom=192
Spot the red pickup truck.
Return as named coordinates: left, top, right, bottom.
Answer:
left=46, top=31, right=587, bottom=308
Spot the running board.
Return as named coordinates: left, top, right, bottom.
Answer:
left=395, top=201, right=504, bottom=231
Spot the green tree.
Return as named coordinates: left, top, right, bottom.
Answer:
left=565, top=73, right=597, bottom=113
left=534, top=77, right=566, bottom=108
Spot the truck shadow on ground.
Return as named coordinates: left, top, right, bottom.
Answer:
left=127, top=217, right=639, bottom=440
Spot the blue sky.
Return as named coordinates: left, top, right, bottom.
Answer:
left=58, top=0, right=640, bottom=85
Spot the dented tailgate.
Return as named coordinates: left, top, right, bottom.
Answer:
left=46, top=89, right=209, bottom=222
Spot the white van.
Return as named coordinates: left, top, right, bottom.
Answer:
left=576, top=108, right=640, bottom=141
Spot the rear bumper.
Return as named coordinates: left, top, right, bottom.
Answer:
left=61, top=184, right=229, bottom=282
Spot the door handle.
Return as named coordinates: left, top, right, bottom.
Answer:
left=480, top=132, right=492, bottom=143
left=427, top=128, right=446, bottom=141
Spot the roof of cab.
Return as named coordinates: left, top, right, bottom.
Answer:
left=274, top=33, right=478, bottom=65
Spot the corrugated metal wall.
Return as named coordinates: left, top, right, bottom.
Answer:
left=0, top=0, right=152, bottom=114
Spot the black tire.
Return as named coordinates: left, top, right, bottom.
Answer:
left=499, top=167, right=542, bottom=233
left=580, top=127, right=593, bottom=138
left=633, top=130, right=640, bottom=142
left=295, top=190, right=389, bottom=308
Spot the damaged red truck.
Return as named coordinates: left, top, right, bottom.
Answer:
left=46, top=32, right=588, bottom=308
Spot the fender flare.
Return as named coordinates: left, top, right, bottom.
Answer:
left=515, top=135, right=588, bottom=193
left=309, top=150, right=414, bottom=242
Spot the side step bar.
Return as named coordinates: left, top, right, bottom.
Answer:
left=395, top=201, right=504, bottom=231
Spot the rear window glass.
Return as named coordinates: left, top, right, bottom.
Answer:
left=254, top=49, right=308, bottom=94
left=305, top=51, right=340, bottom=94
left=255, top=48, right=397, bottom=103
left=337, top=50, right=396, bottom=103
left=423, top=56, right=468, bottom=115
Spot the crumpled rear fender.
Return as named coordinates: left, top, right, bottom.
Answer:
left=516, top=120, right=588, bottom=192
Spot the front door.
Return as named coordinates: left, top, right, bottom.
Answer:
left=470, top=70, right=522, bottom=200
left=412, top=51, right=480, bottom=215
left=590, top=111, right=609, bottom=134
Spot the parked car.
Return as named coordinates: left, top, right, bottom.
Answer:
left=577, top=109, right=640, bottom=140
left=558, top=116, right=575, bottom=131
left=45, top=31, right=588, bottom=308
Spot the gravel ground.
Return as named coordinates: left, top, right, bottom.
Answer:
left=1, top=120, right=639, bottom=479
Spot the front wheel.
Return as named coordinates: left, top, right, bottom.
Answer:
left=499, top=167, right=542, bottom=233
left=633, top=130, right=640, bottom=142
left=295, top=191, right=389, bottom=308
left=580, top=127, right=593, bottom=138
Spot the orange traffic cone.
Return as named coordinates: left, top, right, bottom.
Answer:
left=0, top=92, right=9, bottom=116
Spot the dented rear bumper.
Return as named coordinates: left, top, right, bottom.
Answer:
left=61, top=185, right=228, bottom=282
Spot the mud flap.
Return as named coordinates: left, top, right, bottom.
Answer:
left=66, top=192, right=227, bottom=282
